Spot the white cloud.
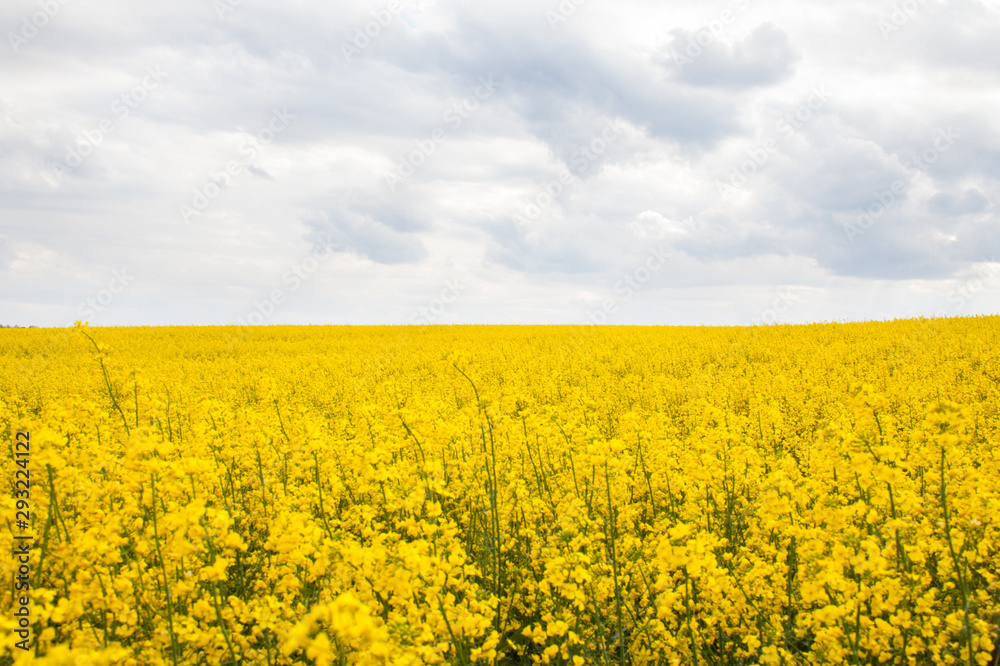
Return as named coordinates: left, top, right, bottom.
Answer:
left=1, top=0, right=998, bottom=326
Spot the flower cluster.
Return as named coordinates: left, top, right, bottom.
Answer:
left=0, top=317, right=998, bottom=664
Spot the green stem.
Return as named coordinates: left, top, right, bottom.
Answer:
left=605, top=461, right=626, bottom=666
left=940, top=448, right=976, bottom=666
left=79, top=330, right=131, bottom=435
left=149, top=474, right=180, bottom=666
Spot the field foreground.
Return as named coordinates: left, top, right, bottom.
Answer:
left=1, top=319, right=999, bottom=665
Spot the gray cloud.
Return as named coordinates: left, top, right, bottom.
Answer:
left=666, top=23, right=800, bottom=89
left=302, top=207, right=427, bottom=266
left=1, top=0, right=998, bottom=326
left=929, top=188, right=989, bottom=215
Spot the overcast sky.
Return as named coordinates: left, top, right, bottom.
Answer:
left=2, top=0, right=999, bottom=327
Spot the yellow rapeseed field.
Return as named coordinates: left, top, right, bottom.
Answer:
left=1, top=319, right=998, bottom=665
